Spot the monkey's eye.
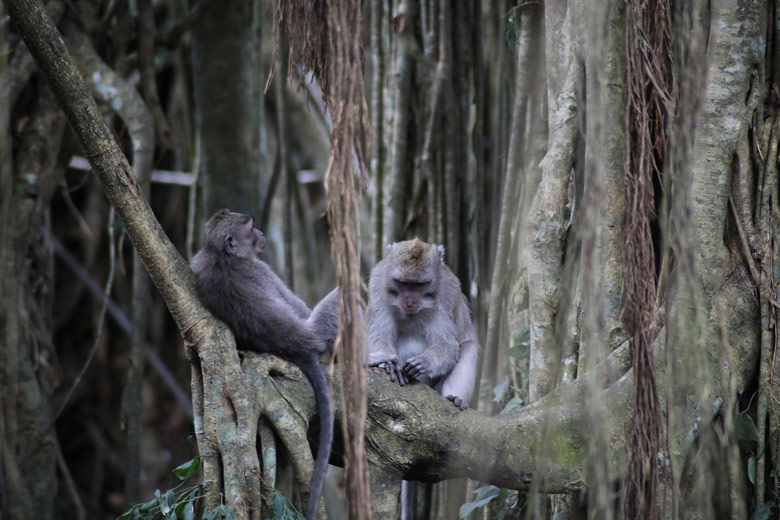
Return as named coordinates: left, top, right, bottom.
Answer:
left=388, top=288, right=399, bottom=297
left=424, top=292, right=436, bottom=299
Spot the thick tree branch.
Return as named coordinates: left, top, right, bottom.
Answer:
left=243, top=341, right=634, bottom=496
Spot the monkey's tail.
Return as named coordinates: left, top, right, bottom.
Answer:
left=299, top=357, right=333, bottom=520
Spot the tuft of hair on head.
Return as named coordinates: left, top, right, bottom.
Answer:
left=401, top=239, right=427, bottom=266
left=389, top=239, right=444, bottom=281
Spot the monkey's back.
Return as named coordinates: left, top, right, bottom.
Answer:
left=190, top=250, right=316, bottom=363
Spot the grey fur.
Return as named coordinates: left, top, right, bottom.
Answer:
left=366, top=238, right=478, bottom=409
left=190, top=210, right=335, bottom=520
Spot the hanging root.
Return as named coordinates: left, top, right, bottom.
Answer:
left=623, top=0, right=673, bottom=517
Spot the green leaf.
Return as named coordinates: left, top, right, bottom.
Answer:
left=749, top=456, right=757, bottom=485
left=459, top=502, right=480, bottom=518
left=216, top=505, right=236, bottom=520
left=750, top=502, right=775, bottom=520
left=173, top=456, right=201, bottom=481
left=117, top=506, right=140, bottom=520
left=500, top=397, right=524, bottom=415
left=493, top=377, right=510, bottom=403
left=269, top=493, right=304, bottom=519
left=513, top=326, right=530, bottom=347
left=174, top=491, right=197, bottom=520
left=507, top=345, right=528, bottom=359
left=160, top=490, right=175, bottom=515
left=140, top=496, right=158, bottom=512
left=182, top=502, right=195, bottom=520
left=459, top=486, right=501, bottom=518
left=473, top=485, right=501, bottom=501
left=735, top=412, right=759, bottom=442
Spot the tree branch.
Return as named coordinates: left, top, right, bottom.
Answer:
left=242, top=341, right=634, bottom=496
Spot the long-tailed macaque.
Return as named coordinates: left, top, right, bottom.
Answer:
left=190, top=209, right=337, bottom=520
left=367, top=238, right=478, bottom=409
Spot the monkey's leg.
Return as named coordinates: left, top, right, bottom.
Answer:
left=439, top=340, right=479, bottom=409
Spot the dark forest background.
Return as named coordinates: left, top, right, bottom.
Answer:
left=4, top=0, right=780, bottom=519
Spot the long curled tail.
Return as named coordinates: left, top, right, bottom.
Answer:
left=299, top=357, right=333, bottom=520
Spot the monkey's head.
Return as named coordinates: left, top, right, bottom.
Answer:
left=384, top=239, right=444, bottom=316
left=204, top=209, right=266, bottom=260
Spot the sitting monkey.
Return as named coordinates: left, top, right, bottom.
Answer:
left=366, top=239, right=478, bottom=409
left=190, top=209, right=337, bottom=520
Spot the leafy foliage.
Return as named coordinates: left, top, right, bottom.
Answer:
left=116, top=455, right=306, bottom=520
left=459, top=485, right=526, bottom=519
left=173, top=456, right=201, bottom=481
left=749, top=502, right=775, bottom=520
left=117, top=456, right=227, bottom=520
left=267, top=493, right=305, bottom=520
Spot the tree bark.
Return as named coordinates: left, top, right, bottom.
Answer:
left=191, top=0, right=261, bottom=215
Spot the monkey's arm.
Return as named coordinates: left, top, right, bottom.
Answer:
left=404, top=272, right=467, bottom=382
left=439, top=296, right=479, bottom=408
left=278, top=287, right=311, bottom=320
left=264, top=265, right=311, bottom=319
left=366, top=301, right=407, bottom=384
left=402, top=318, right=459, bottom=382
left=366, top=301, right=398, bottom=364
left=234, top=287, right=324, bottom=356
left=308, top=288, right=339, bottom=352
left=439, top=340, right=479, bottom=409
left=403, top=343, right=458, bottom=382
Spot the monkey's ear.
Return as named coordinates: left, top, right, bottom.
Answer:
left=436, top=245, right=445, bottom=264
left=223, top=234, right=237, bottom=256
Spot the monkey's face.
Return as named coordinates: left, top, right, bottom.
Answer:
left=208, top=211, right=266, bottom=259
left=387, top=278, right=436, bottom=316
left=248, top=222, right=266, bottom=258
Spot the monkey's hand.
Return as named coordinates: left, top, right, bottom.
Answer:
left=403, top=354, right=439, bottom=382
left=445, top=395, right=468, bottom=410
left=375, top=360, right=408, bottom=386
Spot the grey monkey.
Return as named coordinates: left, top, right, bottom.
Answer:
left=366, top=238, right=478, bottom=409
left=190, top=209, right=337, bottom=520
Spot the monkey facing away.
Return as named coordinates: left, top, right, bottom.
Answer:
left=190, top=209, right=337, bottom=520
left=367, top=239, right=479, bottom=409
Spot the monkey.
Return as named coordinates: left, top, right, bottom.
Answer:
left=190, top=209, right=337, bottom=520
left=365, top=239, right=479, bottom=520
left=366, top=238, right=479, bottom=410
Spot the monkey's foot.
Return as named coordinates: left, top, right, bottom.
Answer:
left=445, top=395, right=467, bottom=410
